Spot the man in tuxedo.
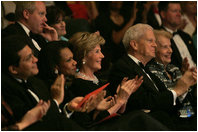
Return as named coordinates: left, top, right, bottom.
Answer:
left=1, top=35, right=86, bottom=130
left=2, top=35, right=171, bottom=130
left=158, top=1, right=196, bottom=70
left=108, top=24, right=196, bottom=130
left=2, top=1, right=58, bottom=57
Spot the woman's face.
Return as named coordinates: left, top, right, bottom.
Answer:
left=58, top=48, right=77, bottom=76
left=84, top=44, right=104, bottom=72
left=156, top=35, right=172, bottom=66
left=52, top=15, right=66, bottom=37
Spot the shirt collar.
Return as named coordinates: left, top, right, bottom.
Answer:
left=14, top=77, right=27, bottom=83
left=163, top=26, right=177, bottom=34
left=128, top=54, right=142, bottom=66
left=17, top=21, right=31, bottom=36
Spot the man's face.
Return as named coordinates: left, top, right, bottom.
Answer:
left=163, top=3, right=182, bottom=27
left=28, top=1, right=47, bottom=34
left=15, top=45, right=39, bottom=80
left=136, top=29, right=157, bottom=63
left=156, top=36, right=172, bottom=66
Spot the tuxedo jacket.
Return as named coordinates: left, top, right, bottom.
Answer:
left=147, top=8, right=161, bottom=29
left=162, top=28, right=197, bottom=69
left=1, top=73, right=60, bottom=121
left=108, top=54, right=175, bottom=113
left=2, top=22, right=47, bottom=57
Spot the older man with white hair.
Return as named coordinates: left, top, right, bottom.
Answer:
left=108, top=23, right=196, bottom=130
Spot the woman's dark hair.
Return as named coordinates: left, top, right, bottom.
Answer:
left=46, top=6, right=65, bottom=26
left=37, top=41, right=71, bottom=81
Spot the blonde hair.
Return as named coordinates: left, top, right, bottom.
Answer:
left=69, top=32, right=105, bottom=68
left=153, top=30, right=172, bottom=45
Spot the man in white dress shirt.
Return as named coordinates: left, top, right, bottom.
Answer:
left=158, top=1, right=196, bottom=70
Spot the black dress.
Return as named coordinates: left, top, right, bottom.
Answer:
left=69, top=78, right=169, bottom=130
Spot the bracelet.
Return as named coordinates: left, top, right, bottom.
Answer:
left=63, top=103, right=74, bottom=118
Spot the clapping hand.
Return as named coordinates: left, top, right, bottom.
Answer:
left=96, top=95, right=116, bottom=111
left=181, top=57, right=190, bottom=73
left=17, top=100, right=50, bottom=130
left=116, top=76, right=143, bottom=104
left=67, top=90, right=106, bottom=113
left=51, top=74, right=65, bottom=105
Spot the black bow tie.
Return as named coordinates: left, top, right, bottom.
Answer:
left=173, top=31, right=179, bottom=36
left=139, top=62, right=145, bottom=70
left=29, top=31, right=37, bottom=39
left=139, top=62, right=151, bottom=73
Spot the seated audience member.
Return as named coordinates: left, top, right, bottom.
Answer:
left=46, top=6, right=68, bottom=41
left=68, top=32, right=169, bottom=130
left=108, top=24, right=197, bottom=130
left=2, top=97, right=50, bottom=130
left=1, top=35, right=85, bottom=130
left=2, top=1, right=58, bottom=57
left=37, top=36, right=169, bottom=130
left=147, top=29, right=197, bottom=127
left=158, top=1, right=196, bottom=70
left=37, top=41, right=105, bottom=114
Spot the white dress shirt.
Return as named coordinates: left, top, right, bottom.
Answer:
left=128, top=54, right=177, bottom=105
left=17, top=22, right=41, bottom=51
left=164, top=27, right=196, bottom=68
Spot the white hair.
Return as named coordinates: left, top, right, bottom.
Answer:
left=122, top=23, right=153, bottom=51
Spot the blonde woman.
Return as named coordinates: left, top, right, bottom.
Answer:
left=68, top=32, right=168, bottom=130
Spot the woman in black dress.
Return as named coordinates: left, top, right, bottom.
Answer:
left=68, top=32, right=169, bottom=130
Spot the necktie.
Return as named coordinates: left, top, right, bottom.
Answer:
left=173, top=31, right=179, bottom=36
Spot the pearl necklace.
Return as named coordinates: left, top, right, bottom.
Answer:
left=77, top=72, right=99, bottom=85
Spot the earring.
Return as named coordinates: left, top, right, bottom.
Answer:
left=82, top=61, right=86, bottom=65
left=54, top=69, right=59, bottom=74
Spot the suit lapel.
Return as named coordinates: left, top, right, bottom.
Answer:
left=123, top=55, right=159, bottom=92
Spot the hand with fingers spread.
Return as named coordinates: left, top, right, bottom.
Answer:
left=51, top=74, right=65, bottom=105
left=16, top=100, right=50, bottom=130
left=116, top=76, right=143, bottom=104
left=40, top=23, right=58, bottom=41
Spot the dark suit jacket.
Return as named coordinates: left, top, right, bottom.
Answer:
left=108, top=54, right=175, bottom=113
left=147, top=8, right=161, bottom=29
left=2, top=73, right=85, bottom=130
left=2, top=22, right=47, bottom=57
left=1, top=73, right=60, bottom=121
left=162, top=28, right=197, bottom=70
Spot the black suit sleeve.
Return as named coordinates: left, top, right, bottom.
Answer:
left=108, top=56, right=174, bottom=112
